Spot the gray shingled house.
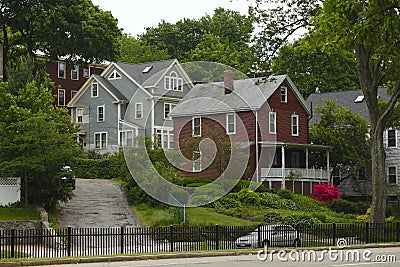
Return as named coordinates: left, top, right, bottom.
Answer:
left=307, top=89, right=400, bottom=202
left=68, top=59, right=193, bottom=154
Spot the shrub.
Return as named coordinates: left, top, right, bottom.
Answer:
left=237, top=189, right=261, bottom=206
left=310, top=182, right=340, bottom=204
left=190, top=184, right=225, bottom=206
left=263, top=210, right=283, bottom=223
left=328, top=199, right=357, bottom=214
left=259, top=192, right=281, bottom=209
left=282, top=213, right=321, bottom=227
left=170, top=188, right=190, bottom=205
left=277, top=189, right=293, bottom=199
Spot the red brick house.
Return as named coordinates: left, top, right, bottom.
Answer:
left=44, top=60, right=108, bottom=107
left=170, top=71, right=331, bottom=194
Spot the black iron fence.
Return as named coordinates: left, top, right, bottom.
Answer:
left=1, top=222, right=400, bottom=259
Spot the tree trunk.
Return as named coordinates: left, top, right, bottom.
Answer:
left=369, top=124, right=386, bottom=223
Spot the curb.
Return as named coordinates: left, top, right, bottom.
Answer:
left=1, top=243, right=399, bottom=266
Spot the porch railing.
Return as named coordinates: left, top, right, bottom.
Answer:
left=261, top=168, right=329, bottom=181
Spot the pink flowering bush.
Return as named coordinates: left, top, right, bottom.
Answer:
left=310, top=182, right=340, bottom=204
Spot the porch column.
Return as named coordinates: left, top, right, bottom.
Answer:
left=327, top=149, right=330, bottom=182
left=281, top=146, right=285, bottom=189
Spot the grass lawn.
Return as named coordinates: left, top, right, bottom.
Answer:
left=0, top=207, right=40, bottom=221
left=134, top=204, right=256, bottom=227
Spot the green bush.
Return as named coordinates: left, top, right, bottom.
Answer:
left=277, top=189, right=294, bottom=199
left=328, top=199, right=357, bottom=214
left=179, top=178, right=216, bottom=186
left=282, top=213, right=320, bottom=227
left=237, top=189, right=261, bottom=206
left=354, top=201, right=371, bottom=214
left=263, top=210, right=283, bottom=223
left=190, top=184, right=225, bottom=206
left=170, top=188, right=190, bottom=205
left=259, top=192, right=281, bottom=208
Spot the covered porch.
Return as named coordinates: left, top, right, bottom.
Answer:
left=258, top=142, right=331, bottom=195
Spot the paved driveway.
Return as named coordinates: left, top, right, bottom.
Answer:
left=59, top=179, right=140, bottom=228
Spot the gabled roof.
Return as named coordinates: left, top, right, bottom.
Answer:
left=306, top=88, right=389, bottom=123
left=170, top=75, right=309, bottom=117
left=116, top=59, right=177, bottom=86
left=67, top=74, right=127, bottom=107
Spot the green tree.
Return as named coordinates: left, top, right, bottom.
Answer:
left=141, top=8, right=256, bottom=74
left=0, top=56, right=81, bottom=209
left=309, top=100, right=370, bottom=187
left=271, top=37, right=359, bottom=97
left=313, top=0, right=400, bottom=224
left=253, top=0, right=400, bottom=223
left=117, top=34, right=170, bottom=63
left=1, top=0, right=122, bottom=80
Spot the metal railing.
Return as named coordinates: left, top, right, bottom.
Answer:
left=1, top=223, right=400, bottom=259
left=261, top=168, right=329, bottom=181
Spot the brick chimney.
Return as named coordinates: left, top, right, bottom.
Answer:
left=224, top=70, right=234, bottom=94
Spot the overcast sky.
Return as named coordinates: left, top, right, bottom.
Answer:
left=91, top=0, right=251, bottom=36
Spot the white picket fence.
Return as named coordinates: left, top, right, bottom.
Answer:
left=0, top=177, right=21, bottom=205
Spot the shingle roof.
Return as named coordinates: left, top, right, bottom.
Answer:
left=93, top=74, right=128, bottom=101
left=116, top=59, right=176, bottom=86
left=170, top=75, right=295, bottom=117
left=306, top=88, right=389, bottom=123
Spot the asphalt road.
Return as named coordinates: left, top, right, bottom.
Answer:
left=58, top=178, right=140, bottom=228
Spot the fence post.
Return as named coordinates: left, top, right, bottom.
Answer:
left=170, top=225, right=174, bottom=252
left=215, top=224, right=219, bottom=250
left=332, top=223, right=336, bottom=247
left=396, top=222, right=400, bottom=242
left=120, top=226, right=124, bottom=255
left=10, top=228, right=15, bottom=258
left=257, top=224, right=262, bottom=248
left=67, top=227, right=72, bottom=257
left=365, top=222, right=369, bottom=244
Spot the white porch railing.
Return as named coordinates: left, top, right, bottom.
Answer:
left=260, top=168, right=329, bottom=182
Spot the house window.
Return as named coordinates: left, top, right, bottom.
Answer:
left=292, top=114, right=299, bottom=136
left=91, top=82, right=98, bottom=98
left=291, top=151, right=300, bottom=168
left=135, top=103, right=143, bottom=119
left=97, top=105, right=105, bottom=122
left=71, top=90, right=78, bottom=99
left=108, top=70, right=121, bottom=80
left=58, top=89, right=65, bottom=106
left=71, top=65, right=79, bottom=80
left=388, top=166, right=397, bottom=184
left=120, top=130, right=135, bottom=147
left=269, top=112, right=276, bottom=134
left=58, top=62, right=66, bottom=78
left=155, top=128, right=174, bottom=149
left=94, top=132, right=107, bottom=149
left=226, top=113, right=236, bottom=134
left=193, top=151, right=202, bottom=172
left=76, top=108, right=83, bottom=123
left=388, top=130, right=396, bottom=147
left=83, top=67, right=90, bottom=78
left=164, top=103, right=177, bottom=120
left=281, top=86, right=287, bottom=103
left=164, top=72, right=183, bottom=91
left=192, top=117, right=201, bottom=137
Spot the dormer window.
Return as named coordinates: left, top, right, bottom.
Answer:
left=108, top=70, right=121, bottom=80
left=165, top=71, right=183, bottom=91
left=280, top=86, right=287, bottom=103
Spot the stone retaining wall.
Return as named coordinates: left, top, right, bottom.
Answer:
left=0, top=220, right=43, bottom=231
